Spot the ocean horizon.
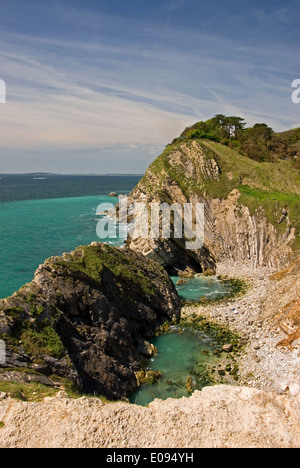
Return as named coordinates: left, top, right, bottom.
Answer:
left=0, top=174, right=141, bottom=299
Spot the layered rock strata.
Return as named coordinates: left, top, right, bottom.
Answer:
left=125, top=140, right=298, bottom=274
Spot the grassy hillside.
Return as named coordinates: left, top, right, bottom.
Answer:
left=203, top=140, right=300, bottom=249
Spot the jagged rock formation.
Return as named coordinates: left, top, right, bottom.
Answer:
left=0, top=243, right=181, bottom=401
left=125, top=139, right=299, bottom=274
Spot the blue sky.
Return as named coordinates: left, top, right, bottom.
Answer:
left=0, top=0, right=299, bottom=173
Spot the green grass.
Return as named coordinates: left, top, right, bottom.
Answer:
left=52, top=244, right=159, bottom=297
left=201, top=140, right=300, bottom=198
left=5, top=307, right=24, bottom=318
left=238, top=185, right=300, bottom=250
left=20, top=326, right=65, bottom=359
left=238, top=185, right=300, bottom=204
left=144, top=139, right=300, bottom=199
left=0, top=369, right=114, bottom=403
left=0, top=379, right=113, bottom=403
left=0, top=380, right=58, bottom=402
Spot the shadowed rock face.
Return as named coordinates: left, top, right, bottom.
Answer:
left=0, top=243, right=181, bottom=401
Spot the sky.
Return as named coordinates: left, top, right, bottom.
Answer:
left=0, top=0, right=299, bottom=174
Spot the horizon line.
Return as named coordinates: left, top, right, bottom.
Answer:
left=0, top=172, right=144, bottom=176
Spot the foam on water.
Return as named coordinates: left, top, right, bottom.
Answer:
left=171, top=275, right=231, bottom=302
left=0, top=175, right=140, bottom=299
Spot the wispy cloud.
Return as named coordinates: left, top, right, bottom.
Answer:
left=0, top=1, right=298, bottom=173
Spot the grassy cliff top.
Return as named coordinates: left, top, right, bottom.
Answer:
left=142, top=138, right=300, bottom=197
left=44, top=243, right=172, bottom=297
left=136, top=137, right=300, bottom=250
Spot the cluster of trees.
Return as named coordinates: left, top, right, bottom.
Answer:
left=181, top=114, right=246, bottom=142
left=176, top=114, right=299, bottom=164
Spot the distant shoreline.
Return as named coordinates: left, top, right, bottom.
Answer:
left=0, top=173, right=144, bottom=177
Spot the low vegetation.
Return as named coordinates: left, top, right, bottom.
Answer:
left=178, top=314, right=242, bottom=352
left=171, top=114, right=300, bottom=165
left=51, top=243, right=159, bottom=297
left=20, top=326, right=65, bottom=360
left=0, top=370, right=113, bottom=403
left=0, top=380, right=58, bottom=402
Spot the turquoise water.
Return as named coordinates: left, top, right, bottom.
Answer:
left=0, top=194, right=124, bottom=299
left=130, top=277, right=232, bottom=406
left=0, top=174, right=142, bottom=299
left=0, top=174, right=231, bottom=301
left=0, top=174, right=233, bottom=406
left=171, top=275, right=231, bottom=302
left=130, top=327, right=219, bottom=406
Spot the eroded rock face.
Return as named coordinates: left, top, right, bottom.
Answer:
left=125, top=140, right=296, bottom=274
left=0, top=243, right=181, bottom=400
left=0, top=386, right=299, bottom=448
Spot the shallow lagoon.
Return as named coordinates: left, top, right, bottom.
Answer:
left=130, top=326, right=220, bottom=406
left=171, top=275, right=231, bottom=302
left=130, top=275, right=234, bottom=406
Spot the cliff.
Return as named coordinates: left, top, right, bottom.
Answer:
left=0, top=128, right=299, bottom=448
left=0, top=386, right=299, bottom=448
left=126, top=139, right=300, bottom=274
left=0, top=243, right=181, bottom=401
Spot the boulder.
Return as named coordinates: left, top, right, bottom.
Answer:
left=222, top=344, right=233, bottom=353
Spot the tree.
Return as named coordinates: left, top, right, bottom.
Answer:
left=227, top=116, right=246, bottom=137
left=239, top=123, right=274, bottom=161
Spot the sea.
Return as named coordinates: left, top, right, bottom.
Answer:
left=0, top=174, right=141, bottom=299
left=0, top=173, right=232, bottom=405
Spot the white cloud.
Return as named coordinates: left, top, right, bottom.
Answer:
left=0, top=8, right=298, bottom=170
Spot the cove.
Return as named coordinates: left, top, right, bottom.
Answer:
left=130, top=326, right=221, bottom=407
left=171, top=275, right=231, bottom=302
left=130, top=275, right=238, bottom=406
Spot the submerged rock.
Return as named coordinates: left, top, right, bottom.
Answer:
left=222, top=344, right=233, bottom=353
left=135, top=370, right=162, bottom=386
left=0, top=243, right=181, bottom=401
left=177, top=278, right=187, bottom=285
left=186, top=376, right=194, bottom=393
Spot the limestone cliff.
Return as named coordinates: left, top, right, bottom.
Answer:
left=126, top=139, right=300, bottom=274
left=0, top=243, right=181, bottom=401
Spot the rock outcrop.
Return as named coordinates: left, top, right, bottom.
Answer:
left=0, top=243, right=181, bottom=401
left=125, top=139, right=299, bottom=274
left=266, top=255, right=300, bottom=348
left=0, top=386, right=299, bottom=448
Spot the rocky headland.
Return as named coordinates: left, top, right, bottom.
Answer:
left=0, top=243, right=181, bottom=401
left=126, top=138, right=298, bottom=274
left=0, top=121, right=300, bottom=448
